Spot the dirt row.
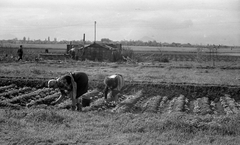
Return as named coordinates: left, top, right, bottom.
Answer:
left=0, top=78, right=240, bottom=115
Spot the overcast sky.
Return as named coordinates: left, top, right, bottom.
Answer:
left=0, top=0, right=239, bottom=45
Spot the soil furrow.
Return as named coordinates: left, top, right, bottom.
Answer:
left=174, top=95, right=185, bottom=112
left=157, top=96, right=169, bottom=113
left=0, top=87, right=32, bottom=98
left=0, top=84, right=16, bottom=93
left=143, top=95, right=162, bottom=113
left=0, top=78, right=240, bottom=116
left=6, top=88, right=51, bottom=105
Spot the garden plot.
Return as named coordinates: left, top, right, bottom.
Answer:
left=0, top=78, right=240, bottom=116
left=0, top=85, right=59, bottom=109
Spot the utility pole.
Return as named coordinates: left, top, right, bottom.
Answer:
left=94, top=21, right=96, bottom=42
left=83, top=33, right=85, bottom=50
left=82, top=33, right=85, bottom=61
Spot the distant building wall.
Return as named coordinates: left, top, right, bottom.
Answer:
left=81, top=43, right=115, bottom=61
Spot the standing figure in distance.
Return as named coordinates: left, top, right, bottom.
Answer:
left=48, top=71, right=89, bottom=111
left=103, top=74, right=125, bottom=103
left=17, top=45, right=23, bottom=61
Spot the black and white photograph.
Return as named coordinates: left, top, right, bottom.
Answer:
left=0, top=0, right=240, bottom=144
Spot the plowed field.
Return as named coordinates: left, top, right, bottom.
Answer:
left=0, top=76, right=240, bottom=115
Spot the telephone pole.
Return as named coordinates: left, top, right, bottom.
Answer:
left=94, top=21, right=96, bottom=42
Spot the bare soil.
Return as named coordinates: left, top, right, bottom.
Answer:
left=1, top=76, right=239, bottom=115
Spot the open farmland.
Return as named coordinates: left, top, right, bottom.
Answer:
left=0, top=43, right=67, bottom=49
left=135, top=51, right=240, bottom=62
left=0, top=76, right=240, bottom=115
left=1, top=74, right=240, bottom=144
left=1, top=44, right=240, bottom=63
left=1, top=44, right=240, bottom=144
left=129, top=45, right=240, bottom=55
left=0, top=44, right=68, bottom=61
left=130, top=46, right=240, bottom=62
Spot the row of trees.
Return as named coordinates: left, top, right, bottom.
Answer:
left=0, top=38, right=92, bottom=45
left=0, top=38, right=235, bottom=48
left=102, top=38, right=232, bottom=48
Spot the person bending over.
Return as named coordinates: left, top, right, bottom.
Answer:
left=48, top=71, right=88, bottom=111
left=103, top=74, right=125, bottom=103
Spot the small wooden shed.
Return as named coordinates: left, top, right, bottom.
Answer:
left=79, top=42, right=122, bottom=61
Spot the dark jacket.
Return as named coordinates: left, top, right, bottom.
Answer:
left=17, top=48, right=23, bottom=56
left=58, top=72, right=88, bottom=98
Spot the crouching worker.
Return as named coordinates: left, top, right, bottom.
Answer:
left=103, top=74, right=125, bottom=103
left=48, top=71, right=89, bottom=111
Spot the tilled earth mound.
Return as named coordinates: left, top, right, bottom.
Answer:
left=0, top=76, right=240, bottom=115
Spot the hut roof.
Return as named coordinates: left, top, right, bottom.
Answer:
left=81, top=42, right=116, bottom=50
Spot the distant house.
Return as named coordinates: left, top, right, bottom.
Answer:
left=79, top=42, right=122, bottom=61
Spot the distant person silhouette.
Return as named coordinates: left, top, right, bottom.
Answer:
left=17, top=45, right=23, bottom=61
